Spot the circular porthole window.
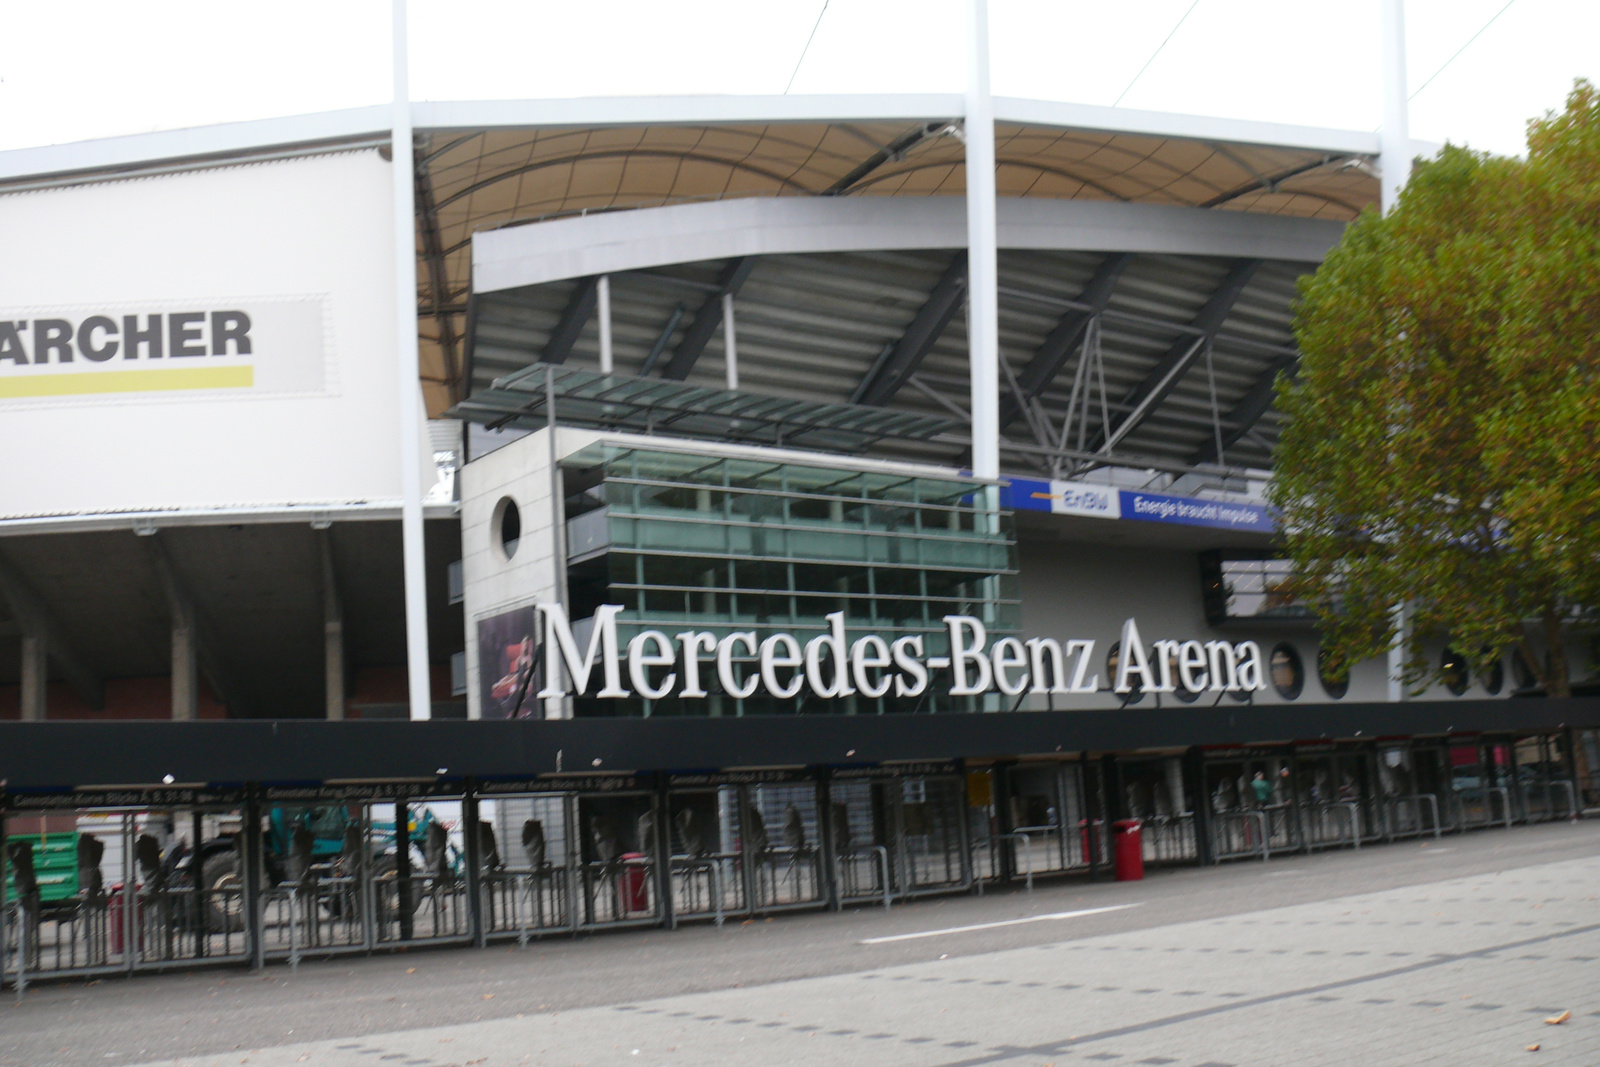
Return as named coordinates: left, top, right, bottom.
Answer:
left=493, top=496, right=522, bottom=561
left=1440, top=647, right=1470, bottom=696
left=1316, top=647, right=1348, bottom=699
left=1270, top=643, right=1304, bottom=700
left=1511, top=648, right=1538, bottom=692
left=1481, top=649, right=1504, bottom=695
left=1106, top=642, right=1144, bottom=705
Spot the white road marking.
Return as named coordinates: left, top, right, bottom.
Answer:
left=1420, top=847, right=1454, bottom=853
left=857, top=903, right=1140, bottom=944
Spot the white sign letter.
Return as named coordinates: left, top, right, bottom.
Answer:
left=1114, top=618, right=1155, bottom=694
left=803, top=611, right=856, bottom=699
left=1067, top=639, right=1098, bottom=692
left=759, top=633, right=804, bottom=699
left=892, top=635, right=928, bottom=697
left=850, top=635, right=893, bottom=699
left=945, top=615, right=992, bottom=696
left=1178, top=640, right=1209, bottom=692
left=676, top=630, right=717, bottom=698
left=1205, top=640, right=1240, bottom=691
left=1026, top=637, right=1067, bottom=695
left=716, top=631, right=759, bottom=699
left=1234, top=640, right=1266, bottom=690
left=538, top=603, right=628, bottom=698
left=1150, top=639, right=1180, bottom=693
left=991, top=637, right=1029, bottom=696
left=627, top=630, right=676, bottom=700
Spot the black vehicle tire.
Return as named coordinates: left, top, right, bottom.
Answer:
left=200, top=852, right=246, bottom=934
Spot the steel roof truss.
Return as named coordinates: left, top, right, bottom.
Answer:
left=541, top=275, right=601, bottom=365
left=1002, top=252, right=1131, bottom=429
left=1089, top=258, right=1263, bottom=455
left=855, top=254, right=968, bottom=407
left=1190, top=353, right=1298, bottom=466
left=661, top=258, right=755, bottom=380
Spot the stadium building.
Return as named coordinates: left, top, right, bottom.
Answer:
left=2, top=3, right=1597, bottom=986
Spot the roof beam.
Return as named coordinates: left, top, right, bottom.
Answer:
left=853, top=255, right=968, bottom=407
left=825, top=122, right=951, bottom=195
left=414, top=147, right=464, bottom=403
left=660, top=258, right=754, bottom=380
left=1089, top=258, right=1262, bottom=454
left=540, top=275, right=601, bottom=365
left=999, top=252, right=1131, bottom=428
left=1201, top=154, right=1342, bottom=209
left=1190, top=354, right=1297, bottom=466
left=0, top=548, right=104, bottom=711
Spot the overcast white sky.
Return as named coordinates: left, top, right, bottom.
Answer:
left=0, top=0, right=1594, bottom=159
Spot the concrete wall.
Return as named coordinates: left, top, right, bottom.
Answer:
left=1015, top=537, right=1557, bottom=711
left=459, top=426, right=601, bottom=719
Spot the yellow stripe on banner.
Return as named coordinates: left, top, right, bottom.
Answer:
left=0, top=365, right=254, bottom=399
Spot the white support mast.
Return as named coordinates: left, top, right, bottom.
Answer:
left=1379, top=0, right=1411, bottom=213
left=964, top=0, right=1000, bottom=487
left=392, top=0, right=432, bottom=721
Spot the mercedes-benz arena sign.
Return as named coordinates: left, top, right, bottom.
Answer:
left=536, top=603, right=1268, bottom=703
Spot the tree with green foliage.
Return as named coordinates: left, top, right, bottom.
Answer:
left=1270, top=80, right=1600, bottom=698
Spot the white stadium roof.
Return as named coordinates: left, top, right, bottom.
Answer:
left=0, top=93, right=1390, bottom=482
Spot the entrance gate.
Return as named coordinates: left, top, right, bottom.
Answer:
left=2, top=794, right=251, bottom=991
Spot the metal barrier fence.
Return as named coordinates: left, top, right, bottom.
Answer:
left=1382, top=794, right=1443, bottom=840
left=2, top=756, right=1585, bottom=991
left=1, top=807, right=254, bottom=991
left=1142, top=813, right=1198, bottom=865
left=1455, top=787, right=1515, bottom=830
left=1212, top=810, right=1271, bottom=862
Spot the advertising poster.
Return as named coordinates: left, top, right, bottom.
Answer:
left=476, top=604, right=540, bottom=719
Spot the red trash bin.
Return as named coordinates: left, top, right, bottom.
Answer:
left=108, top=885, right=141, bottom=953
left=1111, top=820, right=1144, bottom=882
left=617, top=852, right=650, bottom=914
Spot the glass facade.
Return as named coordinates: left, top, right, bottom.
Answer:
left=561, top=444, right=1019, bottom=717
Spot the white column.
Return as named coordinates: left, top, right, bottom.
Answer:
left=20, top=633, right=46, bottom=721
left=1387, top=602, right=1407, bottom=703
left=722, top=291, right=739, bottom=391
left=320, top=529, right=346, bottom=721
left=171, top=602, right=199, bottom=721
left=1379, top=0, right=1410, bottom=212
left=964, top=0, right=1000, bottom=484
left=597, top=274, right=614, bottom=374
left=1381, top=0, right=1410, bottom=700
left=392, top=0, right=432, bottom=721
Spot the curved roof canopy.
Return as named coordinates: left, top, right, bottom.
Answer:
left=0, top=94, right=1380, bottom=466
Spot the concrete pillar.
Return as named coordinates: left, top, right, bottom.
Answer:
left=20, top=632, right=46, bottom=721
left=171, top=604, right=199, bottom=721
left=324, top=621, right=345, bottom=720
left=321, top=529, right=346, bottom=720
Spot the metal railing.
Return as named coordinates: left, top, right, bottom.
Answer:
left=1141, top=813, right=1198, bottom=865
left=1316, top=802, right=1362, bottom=849
left=834, top=846, right=891, bottom=910
left=2, top=879, right=251, bottom=988
left=1212, top=810, right=1270, bottom=862
left=1548, top=781, right=1579, bottom=822
left=998, top=832, right=1037, bottom=891
left=1384, top=794, right=1442, bottom=840
left=749, top=847, right=826, bottom=912
left=1456, top=787, right=1514, bottom=830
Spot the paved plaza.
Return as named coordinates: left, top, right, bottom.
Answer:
left=7, top=822, right=1599, bottom=1067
